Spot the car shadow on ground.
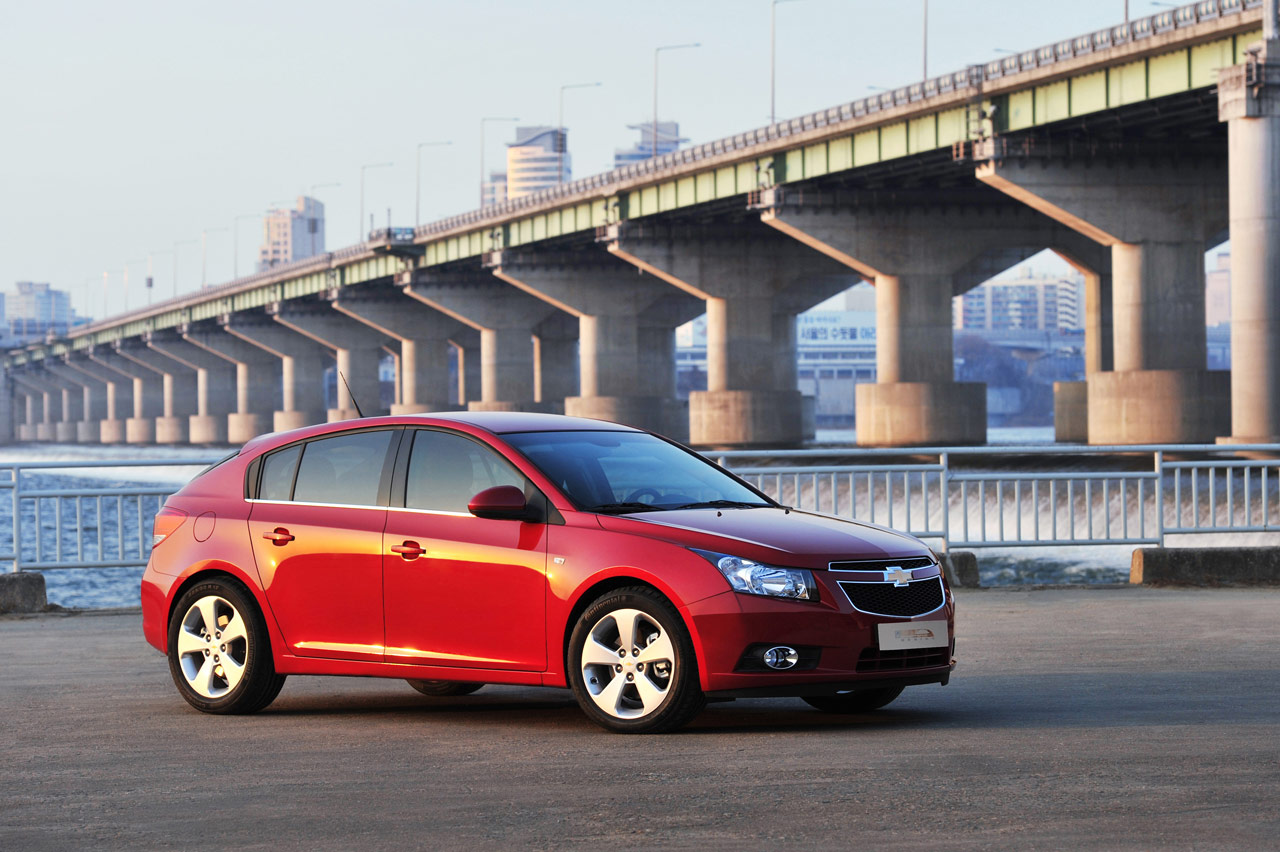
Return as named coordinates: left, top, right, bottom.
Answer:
left=194, top=667, right=1280, bottom=735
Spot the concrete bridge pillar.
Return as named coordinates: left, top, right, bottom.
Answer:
left=146, top=334, right=237, bottom=444
left=115, top=345, right=198, bottom=444
left=399, top=271, right=575, bottom=413
left=87, top=348, right=164, bottom=445
left=183, top=327, right=279, bottom=443
left=268, top=303, right=393, bottom=421
left=604, top=223, right=852, bottom=446
left=46, top=361, right=102, bottom=443
left=65, top=357, right=134, bottom=444
left=16, top=390, right=35, bottom=442
left=51, top=375, right=84, bottom=443
left=452, top=329, right=482, bottom=407
left=330, top=291, right=465, bottom=414
left=977, top=156, right=1228, bottom=444
left=1219, top=38, right=1280, bottom=444
left=490, top=252, right=702, bottom=436
left=11, top=373, right=63, bottom=442
left=221, top=315, right=331, bottom=431
left=0, top=366, right=13, bottom=445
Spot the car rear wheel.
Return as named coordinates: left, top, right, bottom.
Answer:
left=568, top=587, right=704, bottom=734
left=406, top=679, right=484, bottom=697
left=167, top=578, right=285, bottom=714
left=803, top=686, right=904, bottom=714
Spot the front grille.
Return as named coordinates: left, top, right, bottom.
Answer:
left=857, top=645, right=950, bottom=673
left=829, top=556, right=934, bottom=572
left=836, top=577, right=945, bottom=617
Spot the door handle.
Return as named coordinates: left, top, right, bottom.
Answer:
left=262, top=527, right=295, bottom=545
left=391, top=540, right=425, bottom=559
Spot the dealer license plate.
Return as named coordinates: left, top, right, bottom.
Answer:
left=876, top=620, right=948, bottom=650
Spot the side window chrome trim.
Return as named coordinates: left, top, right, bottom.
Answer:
left=386, top=505, right=473, bottom=518
left=246, top=498, right=388, bottom=511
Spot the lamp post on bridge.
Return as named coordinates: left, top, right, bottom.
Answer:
left=770, top=0, right=812, bottom=126
left=123, top=260, right=144, bottom=313
left=480, top=117, right=519, bottom=207
left=359, top=162, right=393, bottom=242
left=201, top=228, right=228, bottom=289
left=653, top=43, right=700, bottom=160
left=557, top=83, right=600, bottom=184
left=414, top=143, right=450, bottom=227
left=146, top=251, right=172, bottom=306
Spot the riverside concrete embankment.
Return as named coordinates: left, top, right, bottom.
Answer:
left=2, top=587, right=1278, bottom=851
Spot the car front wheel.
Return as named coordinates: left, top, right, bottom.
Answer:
left=167, top=578, right=285, bottom=714
left=568, top=587, right=704, bottom=734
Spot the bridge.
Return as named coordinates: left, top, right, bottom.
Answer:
left=3, top=0, right=1277, bottom=449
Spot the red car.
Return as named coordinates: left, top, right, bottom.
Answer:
left=142, top=412, right=955, bottom=733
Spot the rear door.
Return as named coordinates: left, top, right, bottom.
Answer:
left=248, top=428, right=400, bottom=662
left=382, top=428, right=548, bottom=671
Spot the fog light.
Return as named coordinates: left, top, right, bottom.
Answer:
left=762, top=646, right=799, bottom=670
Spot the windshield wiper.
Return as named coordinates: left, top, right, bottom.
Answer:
left=672, top=499, right=771, bottom=510
left=586, top=502, right=668, bottom=514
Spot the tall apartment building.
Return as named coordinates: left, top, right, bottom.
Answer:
left=1206, top=250, right=1231, bottom=327
left=6, top=281, right=74, bottom=342
left=482, top=172, right=508, bottom=207
left=953, top=273, right=1084, bottom=332
left=614, top=122, right=687, bottom=167
left=256, top=196, right=325, bottom=272
left=505, top=127, right=569, bottom=200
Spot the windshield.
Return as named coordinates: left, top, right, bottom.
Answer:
left=502, top=430, right=772, bottom=513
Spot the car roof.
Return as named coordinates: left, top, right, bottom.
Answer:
left=238, top=410, right=642, bottom=457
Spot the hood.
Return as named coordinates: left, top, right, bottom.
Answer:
left=595, top=507, right=928, bottom=566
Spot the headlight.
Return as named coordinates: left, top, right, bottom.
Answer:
left=693, top=549, right=816, bottom=600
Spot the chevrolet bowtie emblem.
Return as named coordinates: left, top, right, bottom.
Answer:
left=884, top=567, right=913, bottom=586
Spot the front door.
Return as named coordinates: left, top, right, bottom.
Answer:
left=383, top=428, right=547, bottom=671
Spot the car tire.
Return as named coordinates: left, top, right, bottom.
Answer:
left=405, top=679, right=484, bottom=697
left=568, top=586, right=705, bottom=734
left=803, top=686, right=904, bottom=714
left=167, top=577, right=285, bottom=715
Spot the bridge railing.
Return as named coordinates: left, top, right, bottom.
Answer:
left=717, top=444, right=1280, bottom=550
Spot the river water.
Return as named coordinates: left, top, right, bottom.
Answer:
left=3, top=427, right=1130, bottom=610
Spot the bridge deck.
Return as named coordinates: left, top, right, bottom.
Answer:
left=3, top=587, right=1277, bottom=849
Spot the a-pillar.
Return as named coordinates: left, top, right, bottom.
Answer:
left=183, top=325, right=278, bottom=443
left=65, top=356, right=134, bottom=444
left=490, top=251, right=701, bottom=436
left=115, top=344, right=198, bottom=444
left=977, top=153, right=1228, bottom=443
left=268, top=302, right=393, bottom=421
left=604, top=222, right=854, bottom=446
left=44, top=361, right=98, bottom=443
left=88, top=347, right=164, bottom=444
left=146, top=333, right=238, bottom=444
left=221, top=315, right=331, bottom=430
left=1218, top=35, right=1280, bottom=443
left=330, top=291, right=464, bottom=413
left=11, top=372, right=63, bottom=442
left=397, top=269, right=576, bottom=413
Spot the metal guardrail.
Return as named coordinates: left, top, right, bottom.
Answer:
left=717, top=443, right=1280, bottom=550
left=0, top=458, right=223, bottom=572
left=6, top=443, right=1280, bottom=576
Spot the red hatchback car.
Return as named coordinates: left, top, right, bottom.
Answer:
left=142, top=412, right=955, bottom=733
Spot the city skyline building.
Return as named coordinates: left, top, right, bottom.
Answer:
left=613, top=121, right=687, bottom=168
left=1206, top=250, right=1231, bottom=327
left=256, top=196, right=325, bottom=272
left=482, top=171, right=508, bottom=207
left=3, top=281, right=80, bottom=344
left=505, top=126, right=570, bottom=200
left=953, top=272, right=1085, bottom=332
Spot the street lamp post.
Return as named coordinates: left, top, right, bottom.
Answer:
left=922, top=0, right=928, bottom=79
left=770, top=0, right=809, bottom=125
left=480, top=117, right=519, bottom=207
left=359, top=163, right=393, bottom=241
left=147, top=251, right=172, bottom=305
left=557, top=83, right=600, bottom=184
left=201, top=228, right=228, bottom=288
left=415, top=143, right=451, bottom=226
left=653, top=43, right=700, bottom=159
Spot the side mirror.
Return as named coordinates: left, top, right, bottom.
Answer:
left=468, top=485, right=539, bottom=522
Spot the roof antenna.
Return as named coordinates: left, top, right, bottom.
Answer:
left=338, top=370, right=365, bottom=418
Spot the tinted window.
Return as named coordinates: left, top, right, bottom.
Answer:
left=258, top=445, right=301, bottom=501
left=503, top=430, right=768, bottom=511
left=292, top=430, right=394, bottom=507
left=406, top=430, right=524, bottom=513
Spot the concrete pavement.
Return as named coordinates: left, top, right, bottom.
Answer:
left=1, top=587, right=1278, bottom=850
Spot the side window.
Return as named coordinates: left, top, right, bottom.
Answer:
left=292, top=430, right=395, bottom=507
left=258, top=444, right=301, bottom=501
left=405, top=430, right=524, bottom=513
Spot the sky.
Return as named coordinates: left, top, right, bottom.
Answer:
left=1, top=0, right=1201, bottom=318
